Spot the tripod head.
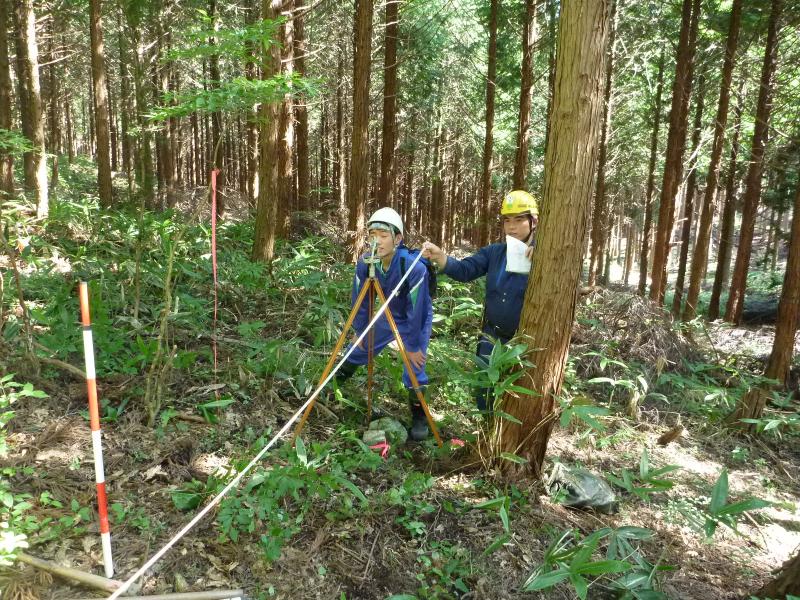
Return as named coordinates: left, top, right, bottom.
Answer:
left=364, top=236, right=380, bottom=278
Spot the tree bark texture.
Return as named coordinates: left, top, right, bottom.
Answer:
left=542, top=0, right=557, bottom=160
left=377, top=0, right=399, bottom=206
left=708, top=88, right=744, bottom=320
left=648, top=0, right=700, bottom=303
left=512, top=0, right=537, bottom=191
left=479, top=0, right=499, bottom=247
left=347, top=0, right=373, bottom=259
left=251, top=0, right=283, bottom=262
left=764, top=175, right=800, bottom=386
left=0, top=0, right=13, bottom=199
left=638, top=51, right=665, bottom=295
left=277, top=3, right=295, bottom=237
left=16, top=0, right=49, bottom=216
left=90, top=0, right=113, bottom=207
left=335, top=52, right=346, bottom=219
left=588, top=0, right=617, bottom=287
left=47, top=21, right=60, bottom=188
left=683, top=0, right=742, bottom=320
left=672, top=74, right=705, bottom=316
left=294, top=0, right=310, bottom=212
left=496, top=0, right=610, bottom=476
left=729, top=175, right=797, bottom=426
left=125, top=14, right=156, bottom=207
left=209, top=0, right=225, bottom=214
left=724, top=0, right=783, bottom=324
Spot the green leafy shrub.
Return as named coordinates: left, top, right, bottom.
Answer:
left=606, top=448, right=680, bottom=503
left=523, top=526, right=671, bottom=599
left=172, top=436, right=381, bottom=562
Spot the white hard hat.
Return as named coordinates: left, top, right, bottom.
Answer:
left=367, top=207, right=404, bottom=236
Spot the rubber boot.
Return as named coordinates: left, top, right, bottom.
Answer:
left=408, top=388, right=430, bottom=442
left=335, top=360, right=359, bottom=385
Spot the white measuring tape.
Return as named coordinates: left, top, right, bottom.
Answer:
left=107, top=249, right=424, bottom=598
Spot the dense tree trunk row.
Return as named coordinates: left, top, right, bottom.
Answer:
left=0, top=0, right=796, bottom=346
left=683, top=0, right=742, bottom=321
left=725, top=0, right=783, bottom=324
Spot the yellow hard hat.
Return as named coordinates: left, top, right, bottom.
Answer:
left=500, top=190, right=539, bottom=216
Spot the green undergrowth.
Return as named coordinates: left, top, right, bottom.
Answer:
left=1, top=188, right=797, bottom=597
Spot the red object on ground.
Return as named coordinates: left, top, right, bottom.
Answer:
left=369, top=441, right=391, bottom=458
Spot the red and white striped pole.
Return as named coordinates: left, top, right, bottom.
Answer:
left=78, top=282, right=114, bottom=578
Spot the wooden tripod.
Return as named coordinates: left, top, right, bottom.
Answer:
left=292, top=254, right=442, bottom=446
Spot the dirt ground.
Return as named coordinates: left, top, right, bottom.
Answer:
left=2, top=285, right=799, bottom=600
left=3, top=360, right=799, bottom=600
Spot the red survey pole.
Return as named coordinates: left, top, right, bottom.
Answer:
left=78, top=282, right=114, bottom=578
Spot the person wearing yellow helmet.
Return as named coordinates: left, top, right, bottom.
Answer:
left=421, top=190, right=538, bottom=411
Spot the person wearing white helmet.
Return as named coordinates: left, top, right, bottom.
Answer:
left=422, top=190, right=538, bottom=412
left=334, top=207, right=434, bottom=441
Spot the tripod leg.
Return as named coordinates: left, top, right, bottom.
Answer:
left=366, top=284, right=375, bottom=424
left=293, top=280, right=372, bottom=443
left=373, top=281, right=443, bottom=447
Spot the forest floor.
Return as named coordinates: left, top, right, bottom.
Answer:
left=4, top=289, right=799, bottom=600
left=1, top=188, right=799, bottom=600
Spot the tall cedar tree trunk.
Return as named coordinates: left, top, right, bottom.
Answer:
left=724, top=0, right=782, bottom=324
left=164, top=42, right=178, bottom=206
left=251, top=0, right=282, bottom=262
left=672, top=74, right=705, bottom=316
left=495, top=0, right=610, bottom=476
left=166, top=53, right=178, bottom=200
left=648, top=0, right=700, bottom=302
left=64, top=87, right=74, bottom=162
left=294, top=0, right=310, bottom=212
left=708, top=88, right=744, bottom=319
left=244, top=3, right=259, bottom=204
left=377, top=0, right=399, bottom=205
left=319, top=104, right=329, bottom=197
left=764, top=179, right=800, bottom=385
left=683, top=0, right=742, bottom=320
left=16, top=0, right=48, bottom=217
left=335, top=53, right=345, bottom=218
left=12, top=5, right=32, bottom=187
left=729, top=178, right=799, bottom=424
left=588, top=0, right=617, bottom=286
left=347, top=0, right=373, bottom=259
left=0, top=0, right=13, bottom=199
left=90, top=0, right=113, bottom=207
left=277, top=3, right=294, bottom=237
left=117, top=16, right=132, bottom=190
left=430, top=119, right=445, bottom=245
left=638, top=51, right=665, bottom=295
left=47, top=21, right=60, bottom=188
left=756, top=548, right=800, bottom=597
left=125, top=10, right=156, bottom=208
left=512, top=0, right=536, bottom=190
left=209, top=0, right=225, bottom=215
left=107, top=63, right=117, bottom=172
left=448, top=142, right=461, bottom=248
left=542, top=0, right=557, bottom=158
left=479, top=0, right=499, bottom=247
left=623, top=220, right=634, bottom=285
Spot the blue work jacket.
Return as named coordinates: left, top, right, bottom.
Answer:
left=442, top=242, right=529, bottom=339
left=351, top=245, right=433, bottom=353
